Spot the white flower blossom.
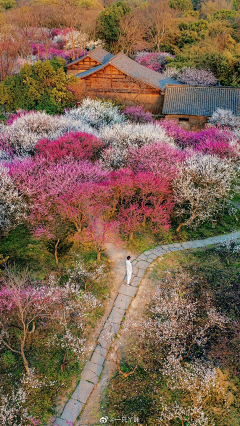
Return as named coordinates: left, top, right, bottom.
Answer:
left=0, top=164, right=27, bottom=236
left=173, top=153, right=238, bottom=229
left=65, top=98, right=124, bottom=129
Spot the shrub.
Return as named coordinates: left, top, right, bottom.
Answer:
left=163, top=66, right=181, bottom=80
left=0, top=58, right=76, bottom=114
left=215, top=238, right=240, bottom=265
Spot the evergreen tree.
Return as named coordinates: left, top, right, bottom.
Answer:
left=0, top=58, right=76, bottom=114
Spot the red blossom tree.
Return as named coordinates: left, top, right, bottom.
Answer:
left=35, top=132, right=105, bottom=163
left=109, top=168, right=174, bottom=239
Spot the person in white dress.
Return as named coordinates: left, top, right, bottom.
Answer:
left=126, top=256, right=132, bottom=285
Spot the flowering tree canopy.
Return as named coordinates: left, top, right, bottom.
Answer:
left=0, top=164, right=26, bottom=237
left=164, top=66, right=218, bottom=86
left=35, top=132, right=105, bottom=163
left=173, top=153, right=237, bottom=231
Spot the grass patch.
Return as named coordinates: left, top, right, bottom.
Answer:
left=102, top=245, right=240, bottom=426
left=125, top=210, right=240, bottom=255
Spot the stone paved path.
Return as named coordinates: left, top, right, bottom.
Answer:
left=55, top=229, right=240, bottom=426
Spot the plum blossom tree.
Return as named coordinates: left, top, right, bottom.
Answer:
left=139, top=272, right=228, bottom=361
left=158, top=359, right=228, bottom=425
left=35, top=132, right=105, bottom=163
left=0, top=268, right=99, bottom=376
left=100, top=122, right=174, bottom=169
left=161, top=120, right=239, bottom=159
left=209, top=108, right=240, bottom=136
left=67, top=255, right=107, bottom=292
left=165, top=67, right=218, bottom=86
left=179, top=67, right=218, bottom=86
left=79, top=218, right=116, bottom=261
left=0, top=164, right=27, bottom=237
left=135, top=51, right=174, bottom=72
left=100, top=122, right=173, bottom=150
left=114, top=270, right=230, bottom=426
left=11, top=157, right=109, bottom=261
left=1, top=110, right=98, bottom=157
left=0, top=270, right=63, bottom=375
left=123, top=105, right=154, bottom=123
left=128, top=142, right=187, bottom=177
left=173, top=154, right=237, bottom=231
left=108, top=169, right=174, bottom=239
left=65, top=98, right=124, bottom=130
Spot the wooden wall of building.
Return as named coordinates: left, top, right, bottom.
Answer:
left=74, top=64, right=164, bottom=114
left=67, top=57, right=99, bottom=76
left=165, top=114, right=208, bottom=130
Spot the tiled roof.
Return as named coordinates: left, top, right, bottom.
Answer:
left=67, top=47, right=114, bottom=67
left=109, top=53, right=181, bottom=90
left=162, top=85, right=240, bottom=116
left=75, top=50, right=181, bottom=90
left=76, top=63, right=106, bottom=78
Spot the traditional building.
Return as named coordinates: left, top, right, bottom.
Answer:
left=67, top=47, right=181, bottom=113
left=67, top=47, right=114, bottom=76
left=67, top=48, right=240, bottom=127
left=162, top=85, right=240, bottom=130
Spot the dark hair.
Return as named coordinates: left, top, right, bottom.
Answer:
left=127, top=256, right=131, bottom=260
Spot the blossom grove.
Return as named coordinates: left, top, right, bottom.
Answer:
left=0, top=98, right=240, bottom=424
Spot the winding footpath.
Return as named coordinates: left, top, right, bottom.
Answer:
left=55, top=229, right=240, bottom=426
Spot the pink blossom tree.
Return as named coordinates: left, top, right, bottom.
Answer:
left=178, top=67, right=218, bottom=86
left=0, top=270, right=63, bottom=375
left=10, top=157, right=108, bottom=262
left=128, top=142, right=187, bottom=177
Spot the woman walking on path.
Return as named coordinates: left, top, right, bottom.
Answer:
left=126, top=256, right=132, bottom=285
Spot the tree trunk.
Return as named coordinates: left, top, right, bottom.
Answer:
left=21, top=343, right=30, bottom=375
left=97, top=251, right=101, bottom=261
left=55, top=238, right=60, bottom=265
left=177, top=210, right=198, bottom=233
left=129, top=231, right=133, bottom=240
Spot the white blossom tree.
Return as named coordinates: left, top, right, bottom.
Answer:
left=173, top=153, right=237, bottom=232
left=0, top=165, right=27, bottom=237
left=67, top=255, right=107, bottom=293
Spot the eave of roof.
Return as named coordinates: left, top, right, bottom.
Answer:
left=75, top=63, right=107, bottom=78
